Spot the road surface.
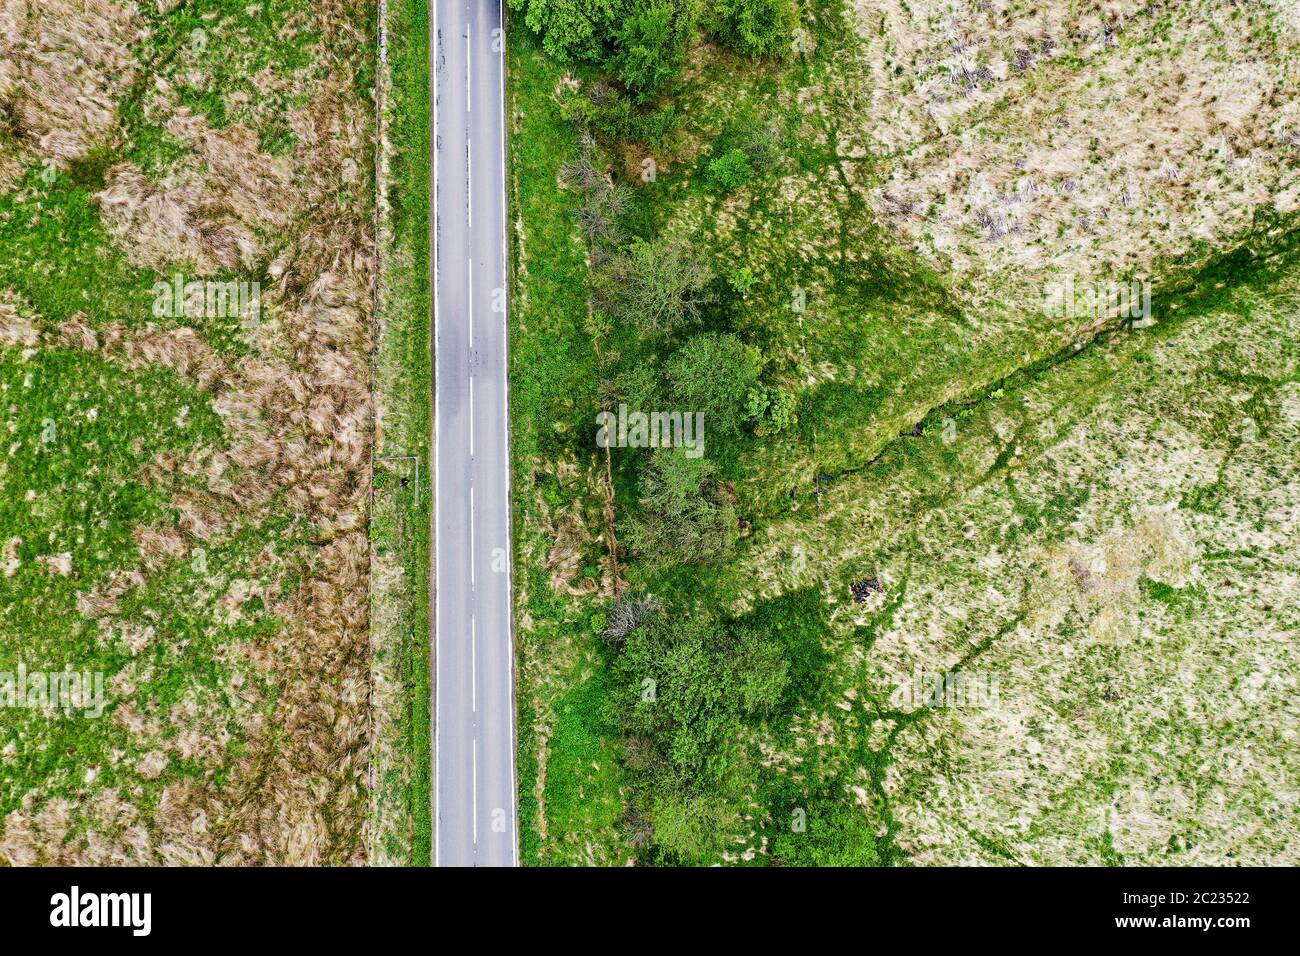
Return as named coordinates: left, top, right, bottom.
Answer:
left=432, top=0, right=518, bottom=867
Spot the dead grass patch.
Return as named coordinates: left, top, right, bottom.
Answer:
left=0, top=0, right=145, bottom=166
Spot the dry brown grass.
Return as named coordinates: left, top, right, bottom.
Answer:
left=0, top=0, right=379, bottom=866
left=0, top=0, right=145, bottom=166
left=96, top=111, right=299, bottom=274
left=847, top=0, right=1300, bottom=305
left=61, top=241, right=376, bottom=866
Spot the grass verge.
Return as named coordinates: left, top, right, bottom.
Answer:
left=368, top=0, right=432, bottom=866
left=505, top=17, right=629, bottom=865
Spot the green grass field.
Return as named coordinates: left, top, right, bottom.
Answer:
left=504, top=0, right=1300, bottom=865
left=1, top=0, right=377, bottom=865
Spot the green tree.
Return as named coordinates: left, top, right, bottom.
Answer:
left=769, top=791, right=881, bottom=866
left=598, top=237, right=712, bottom=338
left=612, top=0, right=699, bottom=102
left=507, top=0, right=623, bottom=63
left=647, top=789, right=742, bottom=861
left=708, top=147, right=754, bottom=192
left=613, top=609, right=787, bottom=780
left=666, top=332, right=762, bottom=440
left=611, top=609, right=786, bottom=862
left=745, top=383, right=798, bottom=435
left=727, top=264, right=757, bottom=296
left=713, top=0, right=798, bottom=58
left=623, top=449, right=737, bottom=565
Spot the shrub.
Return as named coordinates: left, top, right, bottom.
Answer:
left=507, top=0, right=623, bottom=63
left=666, top=332, right=762, bottom=440
left=707, top=147, right=754, bottom=192
left=647, top=790, right=742, bottom=861
left=746, top=384, right=797, bottom=435
left=727, top=264, right=757, bottom=295
left=602, top=595, right=661, bottom=647
left=762, top=389, right=798, bottom=435
left=713, top=0, right=798, bottom=59
left=597, top=236, right=712, bottom=338
left=734, top=116, right=782, bottom=167
left=612, top=0, right=699, bottom=103
left=768, top=791, right=881, bottom=866
left=562, top=86, right=681, bottom=147
left=623, top=449, right=738, bottom=565
left=631, top=104, right=680, bottom=147
left=612, top=607, right=787, bottom=779
left=577, top=183, right=630, bottom=247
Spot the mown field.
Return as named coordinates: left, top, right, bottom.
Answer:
left=0, top=0, right=379, bottom=864
left=506, top=0, right=1300, bottom=865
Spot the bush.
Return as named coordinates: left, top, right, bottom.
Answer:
left=602, top=595, right=661, bottom=647
left=631, top=104, right=680, bottom=147
left=613, top=607, right=787, bottom=778
left=623, top=449, right=738, bottom=565
left=713, top=0, right=798, bottom=58
left=734, top=116, right=782, bottom=168
left=612, top=0, right=699, bottom=103
left=597, top=237, right=712, bottom=338
left=647, top=789, right=742, bottom=861
left=768, top=790, right=881, bottom=866
left=612, top=361, right=661, bottom=411
left=746, top=384, right=798, bottom=435
left=707, top=148, right=754, bottom=192
left=560, top=79, right=681, bottom=148
left=727, top=264, right=757, bottom=295
left=507, top=0, right=623, bottom=63
left=666, top=332, right=762, bottom=440
left=762, top=390, right=798, bottom=435
left=577, top=183, right=630, bottom=247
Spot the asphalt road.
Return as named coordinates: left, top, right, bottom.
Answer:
left=432, top=0, right=517, bottom=867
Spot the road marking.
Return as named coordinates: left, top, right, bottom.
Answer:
left=469, top=485, right=475, bottom=588
left=431, top=0, right=441, bottom=871
left=466, top=23, right=471, bottom=113
left=467, top=137, right=472, bottom=227
left=496, top=0, right=520, bottom=869
left=472, top=738, right=478, bottom=847
left=469, top=375, right=474, bottom=457
left=472, top=614, right=477, bottom=713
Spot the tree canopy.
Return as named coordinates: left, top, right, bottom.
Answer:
left=597, top=237, right=712, bottom=339
left=613, top=608, right=787, bottom=781
left=623, top=449, right=738, bottom=565
left=666, top=332, right=763, bottom=440
left=611, top=0, right=699, bottom=102
left=507, top=0, right=623, bottom=63
left=713, top=0, right=799, bottom=58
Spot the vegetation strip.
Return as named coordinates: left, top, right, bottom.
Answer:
left=369, top=0, right=433, bottom=866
